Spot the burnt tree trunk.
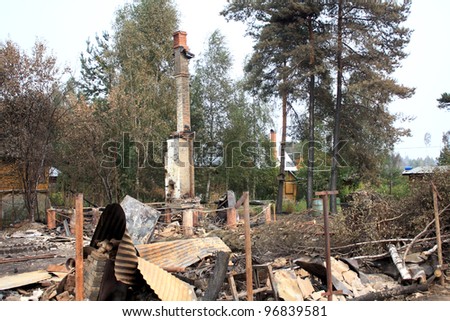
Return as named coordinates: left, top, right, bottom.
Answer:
left=330, top=0, right=343, bottom=214
left=276, top=82, right=288, bottom=215
left=307, top=14, right=316, bottom=209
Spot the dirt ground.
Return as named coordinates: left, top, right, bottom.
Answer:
left=1, top=217, right=449, bottom=301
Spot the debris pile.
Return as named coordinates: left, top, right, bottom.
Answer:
left=1, top=193, right=449, bottom=301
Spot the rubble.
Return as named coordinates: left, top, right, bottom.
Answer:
left=0, top=195, right=449, bottom=302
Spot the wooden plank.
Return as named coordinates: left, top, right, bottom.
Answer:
left=0, top=270, right=52, bottom=290
left=315, top=190, right=338, bottom=196
left=0, top=253, right=55, bottom=264
left=228, top=274, right=239, bottom=301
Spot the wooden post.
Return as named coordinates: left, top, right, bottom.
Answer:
left=265, top=205, right=271, bottom=224
left=75, top=193, right=84, bottom=301
left=183, top=209, right=194, bottom=236
left=47, top=207, right=56, bottom=229
left=432, top=183, right=445, bottom=285
left=12, top=190, right=15, bottom=221
left=227, top=207, right=237, bottom=228
left=272, top=203, right=276, bottom=222
left=91, top=207, right=100, bottom=228
left=243, top=191, right=253, bottom=301
left=0, top=192, right=3, bottom=229
left=164, top=207, right=171, bottom=224
left=193, top=210, right=199, bottom=227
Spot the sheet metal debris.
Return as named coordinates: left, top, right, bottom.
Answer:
left=120, top=195, right=160, bottom=244
left=0, top=270, right=52, bottom=290
left=136, top=237, right=231, bottom=270
left=137, top=257, right=197, bottom=301
left=115, top=230, right=138, bottom=285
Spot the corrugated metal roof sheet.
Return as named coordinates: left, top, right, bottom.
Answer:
left=136, top=237, right=231, bottom=270
left=137, top=257, right=197, bottom=301
left=402, top=165, right=450, bottom=175
left=115, top=229, right=138, bottom=285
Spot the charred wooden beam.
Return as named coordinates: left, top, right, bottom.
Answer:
left=201, top=251, right=231, bottom=301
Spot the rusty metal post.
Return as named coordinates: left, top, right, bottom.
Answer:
left=265, top=205, right=271, bottom=224
left=316, top=190, right=338, bottom=301
left=227, top=207, right=237, bottom=228
left=75, top=193, right=84, bottom=301
left=47, top=207, right=56, bottom=229
left=243, top=191, right=253, bottom=301
left=432, top=183, right=445, bottom=285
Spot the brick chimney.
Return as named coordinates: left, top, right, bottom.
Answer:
left=173, top=31, right=194, bottom=133
left=173, top=31, right=189, bottom=51
left=165, top=31, right=195, bottom=202
left=270, top=129, right=277, bottom=160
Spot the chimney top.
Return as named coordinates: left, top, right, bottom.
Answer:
left=173, top=31, right=189, bottom=51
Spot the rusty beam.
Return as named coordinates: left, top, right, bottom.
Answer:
left=75, top=193, right=84, bottom=301
left=243, top=191, right=253, bottom=301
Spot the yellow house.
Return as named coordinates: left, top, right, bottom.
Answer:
left=0, top=160, right=51, bottom=227
left=0, top=160, right=50, bottom=192
left=270, top=129, right=300, bottom=201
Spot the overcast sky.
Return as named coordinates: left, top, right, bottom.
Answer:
left=1, top=0, right=449, bottom=161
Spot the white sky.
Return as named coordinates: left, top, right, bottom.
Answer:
left=1, top=0, right=449, bottom=161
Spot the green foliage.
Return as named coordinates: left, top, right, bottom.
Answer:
left=49, top=192, right=65, bottom=207
left=223, top=0, right=414, bottom=199
left=333, top=169, right=450, bottom=256
left=55, top=0, right=178, bottom=203
left=191, top=30, right=276, bottom=202
left=437, top=130, right=450, bottom=165
left=282, top=199, right=307, bottom=214
left=437, top=92, right=450, bottom=110
left=1, top=40, right=68, bottom=220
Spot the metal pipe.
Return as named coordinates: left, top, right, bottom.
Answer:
left=243, top=192, right=253, bottom=301
left=322, top=194, right=332, bottom=301
left=316, top=190, right=338, bottom=301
